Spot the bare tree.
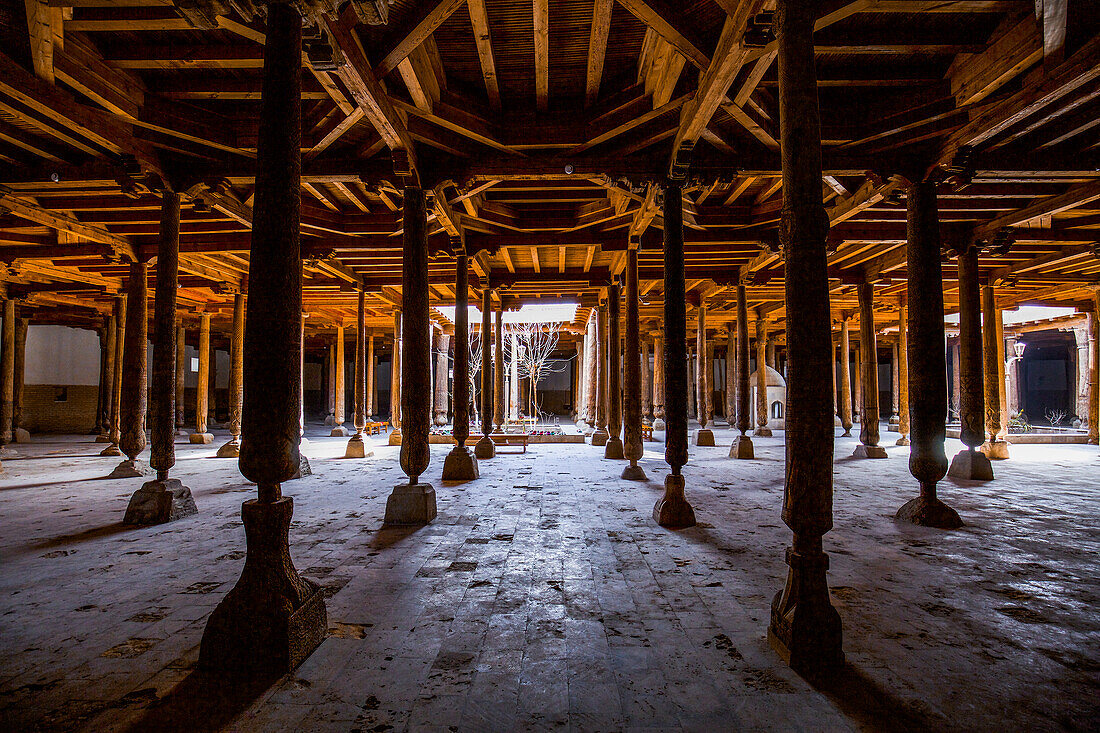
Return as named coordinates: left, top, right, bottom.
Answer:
left=506, top=322, right=567, bottom=420
left=468, top=329, right=483, bottom=425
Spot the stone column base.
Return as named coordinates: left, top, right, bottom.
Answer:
left=754, top=426, right=773, bottom=437
left=591, top=428, right=609, bottom=446
left=730, top=435, right=754, bottom=459
left=95, top=434, right=112, bottom=443
left=768, top=546, right=844, bottom=676
left=0, top=447, right=18, bottom=460
left=109, top=458, right=153, bottom=479
left=384, top=483, right=437, bottom=525
left=474, top=435, right=496, bottom=459
left=852, top=444, right=888, bottom=459
left=947, top=448, right=993, bottom=480
left=621, top=462, right=647, bottom=481
left=604, top=436, right=625, bottom=459
left=888, top=416, right=900, bottom=429
left=979, top=440, right=1010, bottom=460
left=895, top=494, right=963, bottom=529
left=653, top=474, right=695, bottom=528
left=323, top=414, right=335, bottom=426
left=189, top=432, right=214, bottom=445
left=290, top=455, right=311, bottom=479
left=14, top=428, right=30, bottom=443
left=216, top=439, right=241, bottom=458
left=895, top=435, right=910, bottom=446
left=387, top=429, right=402, bottom=446
left=330, top=425, right=349, bottom=437
left=693, top=429, right=715, bottom=447
left=200, top=497, right=327, bottom=674
left=652, top=418, right=665, bottom=431
left=442, top=446, right=479, bottom=480
left=345, top=434, right=372, bottom=459
left=124, top=478, right=198, bottom=525
left=99, top=443, right=121, bottom=456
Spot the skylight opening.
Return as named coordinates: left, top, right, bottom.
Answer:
left=437, top=301, right=578, bottom=326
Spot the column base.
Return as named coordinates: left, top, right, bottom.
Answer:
left=14, top=428, right=30, bottom=443
left=216, top=438, right=241, bottom=458
left=474, top=435, right=496, bottom=459
left=442, top=446, right=479, bottom=481
left=604, top=436, right=625, bottom=459
left=621, top=462, right=647, bottom=481
left=591, top=428, right=609, bottom=446
left=768, top=547, right=844, bottom=676
left=693, top=429, right=715, bottom=447
left=324, top=414, right=335, bottom=426
left=0, top=447, right=18, bottom=460
left=852, top=444, right=888, bottom=459
left=980, top=440, right=1010, bottom=460
left=388, top=428, right=402, bottom=446
left=895, top=494, right=964, bottom=529
left=947, top=448, right=993, bottom=481
left=124, top=478, right=197, bottom=525
left=109, top=458, right=153, bottom=479
left=652, top=418, right=665, bottom=431
left=895, top=435, right=910, bottom=446
left=888, top=416, right=900, bottom=429
left=189, top=432, right=214, bottom=445
left=291, top=455, right=312, bottom=480
left=652, top=474, right=696, bottom=528
left=329, top=425, right=349, bottom=437
left=344, top=434, right=373, bottom=459
left=99, top=443, right=121, bottom=456
left=729, top=435, right=754, bottom=459
left=199, top=497, right=327, bottom=674
left=754, top=426, right=773, bottom=437
left=840, top=428, right=852, bottom=437
left=384, top=483, right=437, bottom=525
left=95, top=434, right=112, bottom=443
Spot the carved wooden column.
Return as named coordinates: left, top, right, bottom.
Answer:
left=573, top=339, right=585, bottom=427
left=896, top=301, right=910, bottom=445
left=0, top=300, right=15, bottom=454
left=838, top=317, right=853, bottom=436
left=640, top=332, right=652, bottom=426
left=693, top=303, right=714, bottom=445
left=189, top=313, right=213, bottom=444
left=592, top=298, right=610, bottom=446
left=493, top=300, right=504, bottom=431
left=217, top=293, right=246, bottom=458
left=475, top=289, right=496, bottom=459
left=386, top=186, right=436, bottom=525
left=174, top=322, right=185, bottom=435
left=1090, top=294, right=1099, bottom=444
left=723, top=327, right=735, bottom=425
left=731, top=284, right=753, bottom=457
left=12, top=316, right=27, bottom=443
left=853, top=282, right=887, bottom=458
left=331, top=323, right=348, bottom=437
left=622, top=248, right=646, bottom=479
left=980, top=284, right=1009, bottom=459
left=853, top=343, right=862, bottom=425
left=200, top=5, right=326, bottom=673
left=108, top=262, right=152, bottom=479
left=652, top=331, right=665, bottom=430
left=125, top=192, right=196, bottom=522
left=443, top=244, right=478, bottom=479
left=95, top=320, right=111, bottom=439
left=767, top=0, right=843, bottom=672
left=346, top=293, right=372, bottom=457
left=755, top=313, right=772, bottom=437
left=389, top=311, right=402, bottom=442
left=366, top=332, right=375, bottom=421
left=584, top=314, right=598, bottom=430
left=947, top=242, right=993, bottom=480
left=888, top=342, right=899, bottom=428
left=100, top=296, right=126, bottom=456
left=895, top=179, right=962, bottom=528
left=653, top=183, right=695, bottom=528
left=605, top=282, right=625, bottom=458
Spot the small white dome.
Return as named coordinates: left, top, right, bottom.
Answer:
left=748, top=365, right=786, bottom=388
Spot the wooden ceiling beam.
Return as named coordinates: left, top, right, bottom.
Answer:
left=0, top=188, right=136, bottom=261
left=375, top=0, right=466, bottom=78
left=586, top=0, right=614, bottom=108
left=534, top=0, right=550, bottom=112
left=467, top=0, right=501, bottom=111
left=616, top=0, right=710, bottom=70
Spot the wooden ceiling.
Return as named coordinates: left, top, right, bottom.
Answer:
left=1, top=0, right=1098, bottom=351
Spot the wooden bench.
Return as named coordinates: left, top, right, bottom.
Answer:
left=490, top=433, right=529, bottom=454
left=641, top=424, right=653, bottom=441
left=504, top=416, right=537, bottom=433
left=365, top=421, right=387, bottom=436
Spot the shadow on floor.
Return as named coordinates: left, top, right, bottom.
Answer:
left=369, top=524, right=425, bottom=550
left=121, top=669, right=278, bottom=733
left=810, top=661, right=948, bottom=732
left=0, top=475, right=118, bottom=492
left=30, top=521, right=137, bottom=551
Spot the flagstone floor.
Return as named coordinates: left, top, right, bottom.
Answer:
left=0, top=425, right=1097, bottom=732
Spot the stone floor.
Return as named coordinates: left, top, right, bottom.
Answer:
left=0, top=424, right=1097, bottom=732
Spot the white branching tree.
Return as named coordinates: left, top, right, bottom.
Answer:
left=468, top=329, right=483, bottom=425
left=506, top=322, right=566, bottom=420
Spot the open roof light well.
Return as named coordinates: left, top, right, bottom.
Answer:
left=437, top=301, right=578, bottom=326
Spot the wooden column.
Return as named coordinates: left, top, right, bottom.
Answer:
left=217, top=293, right=246, bottom=458
left=200, top=3, right=326, bottom=674
left=724, top=328, right=735, bottom=425
left=174, top=322, right=185, bottom=434
left=584, top=314, right=598, bottom=428
left=889, top=342, right=900, bottom=428
left=189, top=313, right=213, bottom=443
left=1089, top=295, right=1099, bottom=444
left=838, top=318, right=853, bottom=436
left=475, top=289, right=496, bottom=459
left=366, top=333, right=375, bottom=420
left=853, top=343, right=863, bottom=424
left=493, top=300, right=504, bottom=430
left=0, top=300, right=15, bottom=450
left=853, top=281, right=887, bottom=458
left=434, top=331, right=450, bottom=426
left=386, top=186, right=436, bottom=525
left=592, top=298, right=610, bottom=446
left=755, top=314, right=772, bottom=437
left=12, top=316, right=27, bottom=442
left=111, top=261, right=150, bottom=477
left=332, top=323, right=348, bottom=437
left=573, top=339, right=585, bottom=426
left=390, top=311, right=402, bottom=436
left=731, top=284, right=753, bottom=457
left=694, top=302, right=714, bottom=445
left=605, top=282, right=625, bottom=458
left=349, top=300, right=371, bottom=452
left=767, top=0, right=843, bottom=672
left=125, top=192, right=196, bottom=522
left=981, top=284, right=1009, bottom=458
left=947, top=243, right=993, bottom=479
left=100, top=295, right=126, bottom=456
left=95, top=321, right=110, bottom=438
left=652, top=331, right=665, bottom=429
left=896, top=178, right=962, bottom=529
left=443, top=245, right=479, bottom=480
left=622, top=248, right=646, bottom=479
left=640, top=332, right=652, bottom=425
left=653, top=183, right=695, bottom=528
left=896, top=301, right=911, bottom=445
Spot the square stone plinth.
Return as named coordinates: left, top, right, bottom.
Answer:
left=852, top=444, right=888, bottom=459
left=189, top=433, right=214, bottom=445
left=123, top=478, right=197, bottom=525
left=384, top=483, right=437, bottom=525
